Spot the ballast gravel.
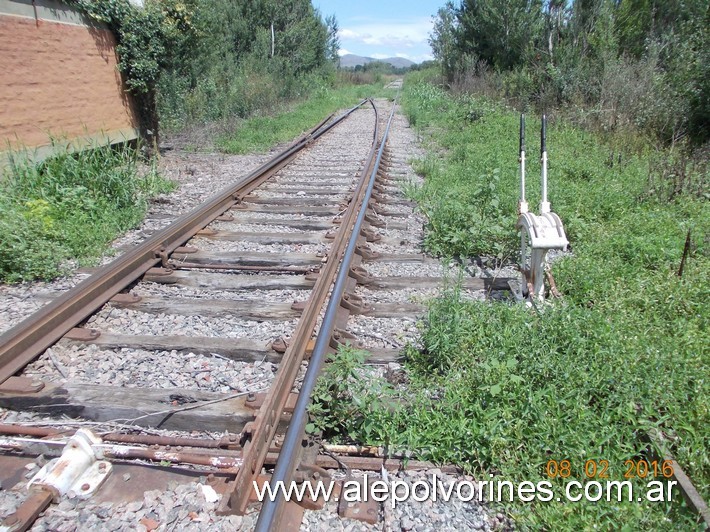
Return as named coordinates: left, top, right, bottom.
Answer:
left=23, top=344, right=276, bottom=393
left=84, top=307, right=298, bottom=342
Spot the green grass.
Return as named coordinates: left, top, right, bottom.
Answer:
left=0, top=144, right=175, bottom=283
left=313, top=71, right=708, bottom=529
left=218, top=83, right=395, bottom=154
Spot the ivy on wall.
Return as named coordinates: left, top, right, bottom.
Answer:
left=68, top=0, right=197, bottom=146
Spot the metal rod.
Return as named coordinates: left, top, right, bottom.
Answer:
left=540, top=114, right=550, bottom=214
left=519, top=113, right=527, bottom=214
left=254, top=102, right=398, bottom=532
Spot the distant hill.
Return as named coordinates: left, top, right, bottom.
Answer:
left=339, top=54, right=416, bottom=69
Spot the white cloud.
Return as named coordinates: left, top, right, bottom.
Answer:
left=371, top=53, right=389, bottom=59
left=338, top=17, right=433, bottom=50
left=393, top=52, right=435, bottom=63
left=337, top=48, right=353, bottom=57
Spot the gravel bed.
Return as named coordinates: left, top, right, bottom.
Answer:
left=84, top=307, right=297, bottom=342
left=370, top=241, right=422, bottom=255
left=347, top=316, right=419, bottom=349
left=0, top=479, right=253, bottom=532
left=23, top=344, right=276, bottom=393
left=135, top=283, right=310, bottom=304
left=210, top=222, right=307, bottom=234
left=249, top=190, right=347, bottom=200
left=187, top=237, right=327, bottom=256
left=263, top=180, right=352, bottom=189
left=221, top=211, right=337, bottom=223
left=380, top=202, right=416, bottom=215
left=364, top=261, right=444, bottom=278
left=303, top=469, right=499, bottom=531
left=0, top=273, right=91, bottom=336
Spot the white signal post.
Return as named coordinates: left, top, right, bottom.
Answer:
left=516, top=114, right=567, bottom=301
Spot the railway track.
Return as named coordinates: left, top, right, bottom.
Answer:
left=0, top=97, right=508, bottom=530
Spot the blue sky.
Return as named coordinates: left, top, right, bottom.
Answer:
left=312, top=1, right=446, bottom=62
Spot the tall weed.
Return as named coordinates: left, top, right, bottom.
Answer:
left=0, top=144, right=174, bottom=282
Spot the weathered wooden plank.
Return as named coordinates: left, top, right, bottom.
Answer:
left=0, top=383, right=263, bottom=432
left=244, top=197, right=345, bottom=206
left=171, top=251, right=324, bottom=268
left=61, top=333, right=282, bottom=363
left=219, top=216, right=336, bottom=230
left=143, top=270, right=315, bottom=290
left=61, top=332, right=402, bottom=365
left=361, top=348, right=404, bottom=364
left=234, top=204, right=341, bottom=215
left=200, top=231, right=407, bottom=248
left=234, top=204, right=407, bottom=218
left=367, top=253, right=439, bottom=264
left=368, top=276, right=512, bottom=291
left=112, top=296, right=300, bottom=320
left=366, top=302, right=425, bottom=318
left=202, top=231, right=326, bottom=245
left=113, top=296, right=421, bottom=320
left=260, top=186, right=357, bottom=195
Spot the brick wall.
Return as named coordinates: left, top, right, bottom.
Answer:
left=0, top=0, right=139, bottom=161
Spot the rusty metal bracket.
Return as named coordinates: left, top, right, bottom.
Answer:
left=291, top=301, right=307, bottom=312
left=340, top=294, right=372, bottom=315
left=109, top=293, right=142, bottom=305
left=330, top=329, right=363, bottom=350
left=305, top=271, right=321, bottom=282
left=1, top=489, right=53, bottom=532
left=271, top=338, right=289, bottom=354
left=349, top=266, right=374, bottom=285
left=63, top=328, right=100, bottom=342
left=355, top=244, right=380, bottom=260
left=360, top=228, right=382, bottom=243
left=145, top=267, right=174, bottom=278
left=338, top=477, right=380, bottom=525
left=174, top=246, right=198, bottom=254
left=364, top=213, right=386, bottom=227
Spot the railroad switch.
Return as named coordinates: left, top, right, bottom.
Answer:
left=28, top=429, right=112, bottom=501
left=516, top=114, right=568, bottom=301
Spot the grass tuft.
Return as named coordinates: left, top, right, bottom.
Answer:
left=218, top=83, right=394, bottom=154
left=0, top=143, right=175, bottom=283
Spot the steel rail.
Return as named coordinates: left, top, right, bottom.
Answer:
left=0, top=101, right=367, bottom=385
left=220, top=99, right=381, bottom=515
left=255, top=100, right=398, bottom=531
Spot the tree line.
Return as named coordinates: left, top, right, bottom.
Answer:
left=431, top=0, right=709, bottom=146
left=72, top=0, right=339, bottom=142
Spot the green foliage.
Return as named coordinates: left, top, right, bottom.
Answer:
left=155, top=0, right=337, bottom=132
left=69, top=0, right=339, bottom=139
left=430, top=0, right=710, bottom=146
left=0, top=144, right=175, bottom=283
left=457, top=0, right=544, bottom=70
left=72, top=0, right=179, bottom=95
left=308, top=346, right=397, bottom=444
left=218, top=82, right=391, bottom=154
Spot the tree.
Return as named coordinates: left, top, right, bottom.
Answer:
left=456, top=0, right=544, bottom=70
left=430, top=1, right=459, bottom=79
left=325, top=14, right=340, bottom=64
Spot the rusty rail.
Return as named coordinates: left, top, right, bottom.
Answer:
left=0, top=102, right=367, bottom=385
left=217, top=99, right=382, bottom=515
left=254, top=100, right=397, bottom=531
